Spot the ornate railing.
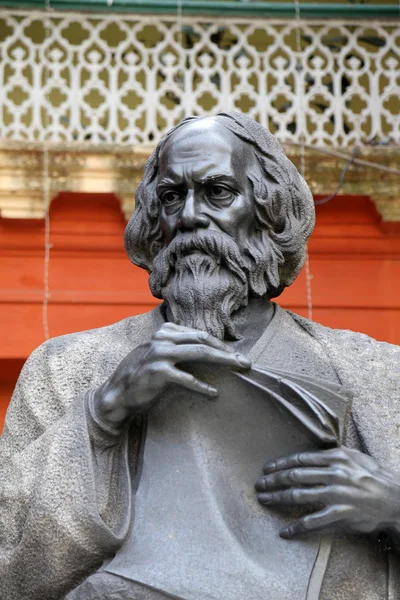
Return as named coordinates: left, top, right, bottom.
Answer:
left=1, top=9, right=399, bottom=147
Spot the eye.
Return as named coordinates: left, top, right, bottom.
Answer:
left=160, top=190, right=184, bottom=214
left=207, top=184, right=235, bottom=206
left=210, top=185, right=226, bottom=197
left=162, top=190, right=182, bottom=205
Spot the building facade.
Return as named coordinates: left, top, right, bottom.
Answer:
left=0, top=0, right=399, bottom=427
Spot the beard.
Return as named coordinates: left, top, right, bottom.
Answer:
left=149, top=229, right=281, bottom=341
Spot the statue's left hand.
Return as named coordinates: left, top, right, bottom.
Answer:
left=255, top=447, right=400, bottom=539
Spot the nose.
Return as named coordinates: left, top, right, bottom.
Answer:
left=176, top=191, right=210, bottom=231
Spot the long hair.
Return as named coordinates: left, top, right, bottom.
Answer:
left=124, top=111, right=315, bottom=299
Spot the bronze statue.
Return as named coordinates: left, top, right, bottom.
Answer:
left=1, top=112, right=399, bottom=600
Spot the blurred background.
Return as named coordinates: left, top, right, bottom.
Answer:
left=0, top=0, right=399, bottom=428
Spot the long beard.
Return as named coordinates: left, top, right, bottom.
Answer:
left=149, top=231, right=249, bottom=340
left=149, top=229, right=280, bottom=340
left=163, top=253, right=248, bottom=340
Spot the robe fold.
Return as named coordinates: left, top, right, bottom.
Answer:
left=0, top=305, right=399, bottom=600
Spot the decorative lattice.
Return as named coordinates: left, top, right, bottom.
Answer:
left=0, top=9, right=399, bottom=147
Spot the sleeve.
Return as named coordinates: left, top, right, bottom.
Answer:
left=0, top=341, right=143, bottom=600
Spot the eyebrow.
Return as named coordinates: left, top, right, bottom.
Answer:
left=198, top=174, right=240, bottom=190
left=157, top=177, right=181, bottom=189
left=157, top=174, right=241, bottom=192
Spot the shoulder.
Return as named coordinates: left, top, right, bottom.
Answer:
left=31, top=308, right=162, bottom=374
left=27, top=309, right=160, bottom=393
left=38, top=309, right=158, bottom=360
left=284, top=309, right=399, bottom=399
left=286, top=309, right=399, bottom=357
left=4, top=310, right=159, bottom=442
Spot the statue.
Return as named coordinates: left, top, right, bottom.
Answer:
left=1, top=112, right=399, bottom=600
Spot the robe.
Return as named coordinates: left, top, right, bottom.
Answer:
left=0, top=305, right=399, bottom=600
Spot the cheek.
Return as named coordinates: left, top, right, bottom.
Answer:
left=221, top=196, right=255, bottom=237
left=160, top=210, right=177, bottom=244
left=239, top=192, right=256, bottom=231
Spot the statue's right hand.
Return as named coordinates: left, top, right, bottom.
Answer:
left=93, top=322, right=251, bottom=429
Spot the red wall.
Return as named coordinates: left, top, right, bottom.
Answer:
left=1, top=191, right=399, bottom=429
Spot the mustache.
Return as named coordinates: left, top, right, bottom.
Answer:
left=152, top=230, right=249, bottom=287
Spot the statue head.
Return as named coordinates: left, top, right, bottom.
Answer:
left=125, top=111, right=315, bottom=340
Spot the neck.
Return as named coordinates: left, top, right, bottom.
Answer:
left=164, top=296, right=275, bottom=354
left=227, top=296, right=275, bottom=354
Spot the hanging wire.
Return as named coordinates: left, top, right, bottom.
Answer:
left=285, top=142, right=400, bottom=176
left=177, top=0, right=183, bottom=49
left=294, top=0, right=313, bottom=321
left=42, top=0, right=52, bottom=340
left=314, top=145, right=359, bottom=205
left=43, top=149, right=51, bottom=341
left=294, top=0, right=306, bottom=178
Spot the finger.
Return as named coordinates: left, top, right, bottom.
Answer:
left=158, top=344, right=251, bottom=370
left=263, top=448, right=347, bottom=475
left=153, top=329, right=234, bottom=354
left=165, top=365, right=218, bottom=397
left=279, top=505, right=351, bottom=539
left=258, top=486, right=333, bottom=507
left=256, top=467, right=348, bottom=491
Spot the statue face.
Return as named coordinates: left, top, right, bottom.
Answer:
left=127, top=112, right=316, bottom=328
left=156, top=119, right=259, bottom=250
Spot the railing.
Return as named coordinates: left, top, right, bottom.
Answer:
left=1, top=8, right=399, bottom=147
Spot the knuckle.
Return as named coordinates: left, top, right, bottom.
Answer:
left=199, top=331, right=211, bottom=343
left=297, top=453, right=308, bottom=466
left=301, top=517, right=313, bottom=531
left=332, top=465, right=348, bottom=480
left=150, top=340, right=171, bottom=358
left=147, top=362, right=165, bottom=376
left=288, top=469, right=298, bottom=484
left=152, top=331, right=165, bottom=341
left=333, top=448, right=348, bottom=462
left=290, top=489, right=301, bottom=503
left=357, top=472, right=375, bottom=488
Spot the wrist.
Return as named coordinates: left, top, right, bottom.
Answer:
left=376, top=477, right=400, bottom=544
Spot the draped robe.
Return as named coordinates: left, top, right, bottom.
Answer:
left=0, top=305, right=399, bottom=600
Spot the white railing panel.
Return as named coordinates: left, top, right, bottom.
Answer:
left=0, top=10, right=399, bottom=147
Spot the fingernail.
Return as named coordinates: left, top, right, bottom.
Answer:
left=255, top=478, right=266, bottom=492
left=279, top=527, right=292, bottom=540
left=236, top=354, right=251, bottom=368
left=208, top=386, right=218, bottom=397
left=258, top=493, right=272, bottom=505
left=263, top=462, right=276, bottom=474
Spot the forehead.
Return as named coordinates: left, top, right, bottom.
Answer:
left=158, top=119, right=254, bottom=180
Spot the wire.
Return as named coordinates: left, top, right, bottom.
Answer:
left=42, top=0, right=52, bottom=341
left=43, top=148, right=51, bottom=341
left=314, top=145, right=359, bottom=205
left=177, top=0, right=183, bottom=49
left=285, top=142, right=400, bottom=177
left=294, top=0, right=313, bottom=322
